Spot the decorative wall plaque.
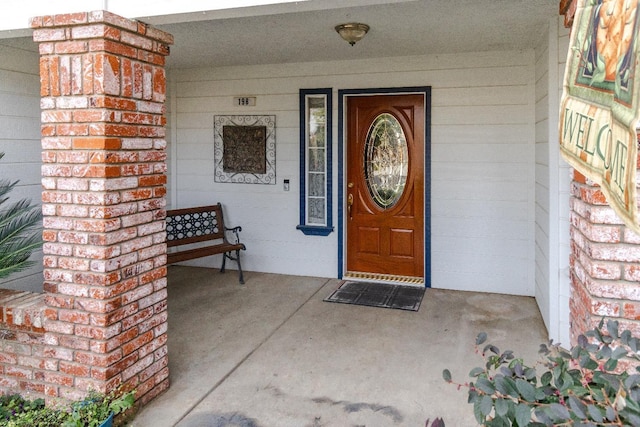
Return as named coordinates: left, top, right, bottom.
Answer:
left=214, top=115, right=276, bottom=184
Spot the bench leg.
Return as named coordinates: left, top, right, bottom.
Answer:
left=220, top=251, right=244, bottom=284
left=220, top=252, right=227, bottom=274
left=235, top=249, right=245, bottom=284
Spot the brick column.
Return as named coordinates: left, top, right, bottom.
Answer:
left=560, top=0, right=640, bottom=346
left=569, top=171, right=640, bottom=344
left=30, top=11, right=173, bottom=404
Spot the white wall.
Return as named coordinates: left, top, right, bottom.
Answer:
left=535, top=23, right=551, bottom=334
left=0, top=41, right=43, bottom=293
left=557, top=20, right=572, bottom=346
left=170, top=49, right=537, bottom=295
left=534, top=17, right=572, bottom=344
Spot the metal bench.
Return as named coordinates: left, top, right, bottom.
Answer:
left=165, top=203, right=246, bottom=284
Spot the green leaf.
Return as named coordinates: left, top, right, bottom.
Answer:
left=549, top=403, right=571, bottom=422
left=499, top=366, right=512, bottom=377
left=476, top=332, right=488, bottom=345
left=442, top=369, right=452, bottom=382
left=473, top=400, right=484, bottom=424
left=568, top=395, right=587, bottom=419
left=535, top=386, right=551, bottom=401
left=515, top=378, right=536, bottom=402
left=587, top=405, right=604, bottom=423
left=624, top=374, right=640, bottom=390
left=534, top=407, right=552, bottom=425
left=606, top=319, right=619, bottom=339
left=571, top=345, right=581, bottom=359
left=624, top=413, right=640, bottom=426
left=515, top=403, right=531, bottom=427
left=513, top=362, right=524, bottom=378
left=571, top=386, right=591, bottom=398
left=495, top=398, right=510, bottom=417
left=469, top=367, right=484, bottom=378
left=611, top=346, right=628, bottom=361
left=541, top=371, right=552, bottom=386
left=604, top=357, right=618, bottom=372
left=578, top=334, right=589, bottom=348
left=580, top=353, right=598, bottom=370
left=605, top=405, right=616, bottom=421
left=626, top=392, right=640, bottom=412
left=493, top=375, right=508, bottom=395
left=621, top=330, right=632, bottom=346
left=558, top=349, right=572, bottom=360
left=476, top=377, right=496, bottom=395
left=494, top=376, right=519, bottom=398
left=480, top=395, right=493, bottom=417
left=468, top=388, right=480, bottom=404
left=483, top=344, right=500, bottom=355
left=553, top=371, right=571, bottom=394
left=597, top=345, right=612, bottom=359
left=524, top=367, right=537, bottom=381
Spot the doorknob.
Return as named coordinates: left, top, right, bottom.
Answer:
left=347, top=193, right=354, bottom=220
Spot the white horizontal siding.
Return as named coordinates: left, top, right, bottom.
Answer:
left=170, top=49, right=537, bottom=295
left=533, top=17, right=573, bottom=343
left=0, top=42, right=43, bottom=293
left=534, top=24, right=552, bottom=333
left=557, top=19, right=572, bottom=345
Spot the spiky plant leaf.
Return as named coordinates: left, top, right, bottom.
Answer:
left=0, top=152, right=42, bottom=279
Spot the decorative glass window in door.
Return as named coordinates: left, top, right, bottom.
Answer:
left=297, top=89, right=333, bottom=236
left=364, top=113, right=408, bottom=209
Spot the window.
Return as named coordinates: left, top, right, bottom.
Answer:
left=297, top=89, right=333, bottom=236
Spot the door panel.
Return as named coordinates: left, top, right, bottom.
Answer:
left=346, top=94, right=424, bottom=280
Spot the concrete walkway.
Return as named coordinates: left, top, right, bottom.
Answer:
left=133, top=266, right=548, bottom=426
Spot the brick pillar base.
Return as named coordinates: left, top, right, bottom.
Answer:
left=569, top=171, right=640, bottom=345
left=30, top=11, right=173, bottom=404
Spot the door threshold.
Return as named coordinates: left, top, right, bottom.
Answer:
left=343, top=271, right=424, bottom=287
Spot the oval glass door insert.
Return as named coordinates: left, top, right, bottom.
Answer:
left=364, top=113, right=408, bottom=209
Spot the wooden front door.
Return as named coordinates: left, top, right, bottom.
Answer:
left=346, top=94, right=424, bottom=282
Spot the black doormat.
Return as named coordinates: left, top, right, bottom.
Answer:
left=324, top=281, right=425, bottom=311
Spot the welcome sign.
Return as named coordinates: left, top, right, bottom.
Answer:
left=560, top=0, right=640, bottom=233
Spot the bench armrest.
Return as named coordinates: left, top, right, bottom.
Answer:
left=225, top=226, right=242, bottom=244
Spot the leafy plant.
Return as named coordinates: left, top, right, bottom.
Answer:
left=443, top=319, right=640, bottom=426
left=0, top=152, right=42, bottom=280
left=63, top=389, right=135, bottom=427
left=0, top=394, right=67, bottom=427
left=0, top=389, right=135, bottom=427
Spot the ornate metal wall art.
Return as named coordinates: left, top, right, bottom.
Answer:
left=214, top=115, right=276, bottom=184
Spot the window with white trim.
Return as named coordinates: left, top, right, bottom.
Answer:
left=297, top=89, right=333, bottom=236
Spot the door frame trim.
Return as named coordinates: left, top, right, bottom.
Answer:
left=337, top=86, right=432, bottom=287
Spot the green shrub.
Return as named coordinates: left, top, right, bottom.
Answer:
left=64, top=389, right=135, bottom=427
left=0, top=389, right=135, bottom=427
left=443, top=319, right=640, bottom=426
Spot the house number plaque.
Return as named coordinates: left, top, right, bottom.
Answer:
left=233, top=96, right=256, bottom=107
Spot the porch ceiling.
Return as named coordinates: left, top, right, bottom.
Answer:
left=0, top=0, right=559, bottom=69
left=153, top=0, right=559, bottom=69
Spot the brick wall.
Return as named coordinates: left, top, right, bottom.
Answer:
left=569, top=171, right=640, bottom=344
left=560, top=0, right=640, bottom=346
left=0, top=11, right=171, bottom=405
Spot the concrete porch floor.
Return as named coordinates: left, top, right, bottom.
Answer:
left=134, top=266, right=548, bottom=426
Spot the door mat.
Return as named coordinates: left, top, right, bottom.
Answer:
left=324, top=281, right=425, bottom=311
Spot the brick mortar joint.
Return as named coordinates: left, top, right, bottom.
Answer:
left=30, top=11, right=174, bottom=46
left=572, top=222, right=640, bottom=248
left=0, top=292, right=47, bottom=330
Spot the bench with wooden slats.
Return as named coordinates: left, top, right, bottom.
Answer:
left=165, top=203, right=246, bottom=284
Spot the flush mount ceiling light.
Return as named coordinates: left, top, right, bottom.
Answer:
left=335, top=23, right=370, bottom=46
